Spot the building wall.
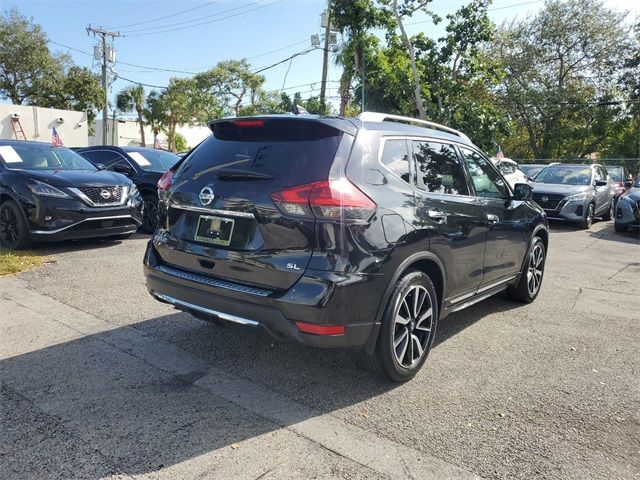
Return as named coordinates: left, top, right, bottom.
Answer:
left=90, top=119, right=210, bottom=150
left=0, top=104, right=88, bottom=146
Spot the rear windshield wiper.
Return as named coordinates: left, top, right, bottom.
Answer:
left=213, top=168, right=273, bottom=180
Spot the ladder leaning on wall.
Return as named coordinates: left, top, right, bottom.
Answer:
left=11, top=117, right=27, bottom=140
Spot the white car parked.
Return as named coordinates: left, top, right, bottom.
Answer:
left=491, top=157, right=529, bottom=188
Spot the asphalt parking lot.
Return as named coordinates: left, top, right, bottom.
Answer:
left=1, top=221, right=639, bottom=480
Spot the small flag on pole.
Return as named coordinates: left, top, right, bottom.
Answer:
left=52, top=127, right=63, bottom=147
left=153, top=134, right=162, bottom=150
left=496, top=145, right=504, bottom=160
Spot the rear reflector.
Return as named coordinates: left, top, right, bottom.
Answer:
left=295, top=321, right=345, bottom=335
left=157, top=170, right=174, bottom=190
left=271, top=178, right=376, bottom=222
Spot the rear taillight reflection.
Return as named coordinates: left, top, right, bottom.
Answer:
left=271, top=178, right=376, bottom=222
left=158, top=170, right=174, bottom=190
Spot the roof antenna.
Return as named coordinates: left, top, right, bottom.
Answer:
left=295, top=104, right=310, bottom=115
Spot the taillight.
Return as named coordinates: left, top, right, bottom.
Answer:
left=157, top=170, right=174, bottom=190
left=234, top=119, right=264, bottom=128
left=271, top=178, right=376, bottom=222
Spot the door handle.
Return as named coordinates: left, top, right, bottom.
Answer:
left=487, top=213, right=500, bottom=225
left=428, top=208, right=448, bottom=224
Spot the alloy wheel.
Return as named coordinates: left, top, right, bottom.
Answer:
left=0, top=205, right=20, bottom=248
left=392, top=285, right=433, bottom=368
left=527, top=242, right=545, bottom=296
left=142, top=199, right=158, bottom=232
left=586, top=204, right=594, bottom=228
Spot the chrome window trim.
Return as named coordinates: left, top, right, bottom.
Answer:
left=68, top=185, right=129, bottom=207
left=152, top=292, right=260, bottom=326
left=30, top=214, right=140, bottom=234
left=169, top=203, right=255, bottom=219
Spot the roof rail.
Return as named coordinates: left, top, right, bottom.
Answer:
left=357, top=111, right=469, bottom=141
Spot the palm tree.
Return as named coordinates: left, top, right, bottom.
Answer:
left=116, top=84, right=146, bottom=146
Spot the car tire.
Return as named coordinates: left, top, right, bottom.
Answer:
left=363, top=270, right=438, bottom=382
left=0, top=200, right=30, bottom=250
left=614, top=223, right=628, bottom=233
left=581, top=203, right=595, bottom=229
left=602, top=200, right=614, bottom=221
left=508, top=236, right=546, bottom=303
left=141, top=193, right=159, bottom=234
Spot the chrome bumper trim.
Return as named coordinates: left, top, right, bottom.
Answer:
left=30, top=214, right=141, bottom=235
left=153, top=291, right=260, bottom=326
left=170, top=203, right=255, bottom=219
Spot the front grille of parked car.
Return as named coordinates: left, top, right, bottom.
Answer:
left=532, top=193, right=565, bottom=211
left=77, top=186, right=124, bottom=205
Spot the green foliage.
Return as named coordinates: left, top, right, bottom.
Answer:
left=174, top=133, right=188, bottom=152
left=117, top=85, right=146, bottom=146
left=492, top=0, right=633, bottom=159
left=0, top=9, right=104, bottom=135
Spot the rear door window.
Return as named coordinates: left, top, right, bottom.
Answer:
left=412, top=141, right=469, bottom=195
left=380, top=139, right=411, bottom=184
left=175, top=119, right=343, bottom=186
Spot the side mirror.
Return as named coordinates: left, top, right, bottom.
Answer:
left=95, top=163, right=105, bottom=170
left=595, top=179, right=607, bottom=187
left=513, top=183, right=532, bottom=201
left=113, top=163, right=134, bottom=176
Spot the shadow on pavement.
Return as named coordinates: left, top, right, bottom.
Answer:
left=1, top=292, right=522, bottom=478
left=28, top=232, right=150, bottom=255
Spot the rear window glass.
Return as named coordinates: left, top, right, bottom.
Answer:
left=175, top=120, right=343, bottom=186
left=381, top=139, right=411, bottom=184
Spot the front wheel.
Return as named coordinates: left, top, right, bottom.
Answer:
left=140, top=194, right=159, bottom=234
left=581, top=203, right=595, bottom=229
left=508, top=236, right=546, bottom=303
left=0, top=201, right=30, bottom=250
left=363, top=271, right=438, bottom=382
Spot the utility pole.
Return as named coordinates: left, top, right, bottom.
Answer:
left=87, top=26, right=121, bottom=145
left=320, top=0, right=332, bottom=110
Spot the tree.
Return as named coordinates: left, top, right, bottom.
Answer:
left=492, top=0, right=632, bottom=158
left=117, top=85, right=146, bottom=146
left=0, top=8, right=65, bottom=104
left=195, top=59, right=265, bottom=116
left=174, top=133, right=188, bottom=152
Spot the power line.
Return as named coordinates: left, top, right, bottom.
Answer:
left=253, top=46, right=322, bottom=74
left=119, top=0, right=263, bottom=34
left=109, top=2, right=219, bottom=30
left=117, top=76, right=168, bottom=90
left=123, top=0, right=284, bottom=37
left=405, top=0, right=544, bottom=26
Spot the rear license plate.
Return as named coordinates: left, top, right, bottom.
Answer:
left=194, top=215, right=235, bottom=246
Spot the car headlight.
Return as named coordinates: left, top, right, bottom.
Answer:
left=128, top=183, right=139, bottom=197
left=27, top=181, right=70, bottom=198
left=564, top=191, right=591, bottom=202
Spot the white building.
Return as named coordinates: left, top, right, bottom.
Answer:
left=0, top=104, right=88, bottom=146
left=90, top=119, right=211, bottom=150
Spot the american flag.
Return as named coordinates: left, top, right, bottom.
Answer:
left=52, top=127, right=63, bottom=147
left=153, top=135, right=162, bottom=150
left=496, top=145, right=504, bottom=160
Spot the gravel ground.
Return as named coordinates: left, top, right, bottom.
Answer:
left=3, top=219, right=639, bottom=479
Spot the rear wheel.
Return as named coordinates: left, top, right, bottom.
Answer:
left=0, top=201, right=30, bottom=250
left=508, top=236, right=546, bottom=303
left=140, top=193, right=159, bottom=234
left=602, top=200, right=614, bottom=221
left=581, top=203, right=595, bottom=229
left=363, top=270, right=438, bottom=382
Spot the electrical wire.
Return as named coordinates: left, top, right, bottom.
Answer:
left=252, top=46, right=322, bottom=74
left=109, top=2, right=219, bottom=30
left=123, top=0, right=284, bottom=37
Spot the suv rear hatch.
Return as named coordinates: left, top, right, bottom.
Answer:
left=154, top=117, right=354, bottom=291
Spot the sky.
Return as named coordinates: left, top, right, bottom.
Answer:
left=5, top=0, right=640, bottom=115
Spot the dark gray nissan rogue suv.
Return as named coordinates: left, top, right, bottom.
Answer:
left=144, top=112, right=549, bottom=381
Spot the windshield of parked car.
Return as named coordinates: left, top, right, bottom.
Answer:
left=125, top=149, right=180, bottom=172
left=533, top=166, right=592, bottom=185
left=520, top=165, right=545, bottom=178
left=0, top=143, right=97, bottom=171
left=607, top=166, right=623, bottom=182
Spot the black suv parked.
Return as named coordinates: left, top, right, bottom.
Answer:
left=76, top=146, right=180, bottom=233
left=144, top=113, right=549, bottom=381
left=0, top=140, right=142, bottom=249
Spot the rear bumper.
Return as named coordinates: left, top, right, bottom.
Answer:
left=143, top=242, right=380, bottom=348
